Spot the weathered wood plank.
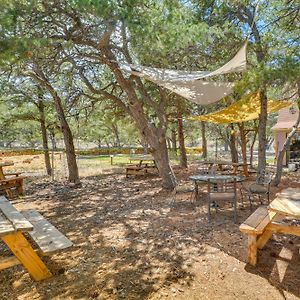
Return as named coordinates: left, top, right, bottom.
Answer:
left=239, top=206, right=277, bottom=234
left=22, top=209, right=73, bottom=255
left=267, top=222, right=300, bottom=237
left=0, top=211, right=15, bottom=237
left=1, top=231, right=52, bottom=281
left=269, top=191, right=300, bottom=218
left=0, top=196, right=33, bottom=232
left=0, top=256, right=21, bottom=270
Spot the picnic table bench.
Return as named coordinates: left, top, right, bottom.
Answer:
left=240, top=188, right=300, bottom=266
left=126, top=156, right=158, bottom=177
left=0, top=196, right=73, bottom=281
left=0, top=162, right=26, bottom=198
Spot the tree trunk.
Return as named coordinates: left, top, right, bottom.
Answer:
left=171, top=128, right=177, bottom=153
left=37, top=98, right=52, bottom=176
left=55, top=99, right=80, bottom=184
left=111, top=123, right=121, bottom=148
left=257, top=90, right=268, bottom=183
left=150, top=133, right=177, bottom=189
left=238, top=123, right=247, bottom=164
left=229, top=125, right=238, bottom=163
left=48, top=128, right=57, bottom=150
left=224, top=141, right=229, bottom=152
left=177, top=117, right=187, bottom=168
left=201, top=121, right=207, bottom=159
left=250, top=126, right=258, bottom=167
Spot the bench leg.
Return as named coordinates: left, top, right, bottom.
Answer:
left=257, top=229, right=273, bottom=249
left=1, top=232, right=52, bottom=281
left=247, top=234, right=257, bottom=266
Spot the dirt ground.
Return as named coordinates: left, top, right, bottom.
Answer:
left=0, top=157, right=300, bottom=300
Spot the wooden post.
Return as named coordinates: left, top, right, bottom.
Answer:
left=247, top=234, right=257, bottom=266
left=2, top=232, right=52, bottom=281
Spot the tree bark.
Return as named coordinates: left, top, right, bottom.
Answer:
left=238, top=123, right=247, bottom=164
left=171, top=128, right=177, bottom=153
left=257, top=90, right=268, bottom=183
left=55, top=96, right=80, bottom=184
left=177, top=117, right=187, bottom=168
left=48, top=128, right=57, bottom=150
left=201, top=121, right=207, bottom=159
left=150, top=133, right=177, bottom=188
left=37, top=97, right=52, bottom=176
left=229, top=125, right=239, bottom=163
left=250, top=126, right=258, bottom=167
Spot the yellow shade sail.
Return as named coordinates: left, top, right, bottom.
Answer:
left=190, top=92, right=292, bottom=124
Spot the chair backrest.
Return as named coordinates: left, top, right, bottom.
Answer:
left=207, top=178, right=237, bottom=195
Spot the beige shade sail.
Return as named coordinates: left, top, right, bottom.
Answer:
left=189, top=92, right=292, bottom=124
left=122, top=42, right=247, bottom=105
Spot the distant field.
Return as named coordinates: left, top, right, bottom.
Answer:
left=0, top=153, right=204, bottom=180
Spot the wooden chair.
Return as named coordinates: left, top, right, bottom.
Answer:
left=241, top=170, right=273, bottom=210
left=207, top=178, right=238, bottom=222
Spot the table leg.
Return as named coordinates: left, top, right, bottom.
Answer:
left=1, top=232, right=52, bottom=281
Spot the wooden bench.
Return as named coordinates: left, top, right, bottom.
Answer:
left=125, top=165, right=146, bottom=177
left=0, top=176, right=26, bottom=198
left=21, top=209, right=73, bottom=255
left=239, top=206, right=278, bottom=266
left=0, top=196, right=72, bottom=281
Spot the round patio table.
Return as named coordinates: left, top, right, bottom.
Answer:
left=189, top=174, right=245, bottom=201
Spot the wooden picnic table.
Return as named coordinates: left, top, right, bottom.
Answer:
left=269, top=188, right=300, bottom=218
left=202, top=160, right=250, bottom=176
left=0, top=196, right=72, bottom=281
left=0, top=162, right=14, bottom=180
left=240, top=187, right=300, bottom=266
left=126, top=155, right=158, bottom=177
left=0, top=161, right=25, bottom=198
left=129, top=155, right=156, bottom=167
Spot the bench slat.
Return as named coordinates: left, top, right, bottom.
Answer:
left=21, top=209, right=73, bottom=255
left=239, top=206, right=277, bottom=234
left=0, top=211, right=15, bottom=237
left=0, top=196, right=33, bottom=232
